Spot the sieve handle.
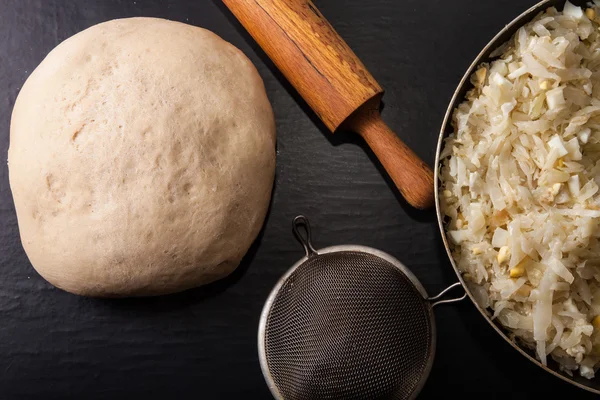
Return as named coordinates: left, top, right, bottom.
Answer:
left=293, top=215, right=317, bottom=257
left=428, top=282, right=466, bottom=308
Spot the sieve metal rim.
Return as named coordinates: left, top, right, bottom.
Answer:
left=258, top=242, right=437, bottom=400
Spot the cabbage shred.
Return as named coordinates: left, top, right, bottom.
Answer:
left=440, top=2, right=600, bottom=379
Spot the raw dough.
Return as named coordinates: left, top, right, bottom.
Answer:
left=8, top=18, right=276, bottom=297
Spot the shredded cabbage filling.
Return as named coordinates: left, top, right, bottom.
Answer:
left=441, top=1, right=600, bottom=379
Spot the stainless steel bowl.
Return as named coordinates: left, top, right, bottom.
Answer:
left=434, top=0, right=600, bottom=395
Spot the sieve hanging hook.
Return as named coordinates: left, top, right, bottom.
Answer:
left=292, top=215, right=317, bottom=257
left=428, top=282, right=466, bottom=308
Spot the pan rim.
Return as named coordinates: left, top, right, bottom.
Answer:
left=433, top=0, right=600, bottom=395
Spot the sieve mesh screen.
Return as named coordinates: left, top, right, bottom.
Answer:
left=263, top=251, right=434, bottom=400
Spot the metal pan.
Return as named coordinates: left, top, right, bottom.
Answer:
left=434, top=0, right=600, bottom=395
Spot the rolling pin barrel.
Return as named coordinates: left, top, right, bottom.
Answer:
left=223, top=0, right=435, bottom=209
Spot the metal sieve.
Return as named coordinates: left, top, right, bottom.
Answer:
left=258, top=216, right=465, bottom=400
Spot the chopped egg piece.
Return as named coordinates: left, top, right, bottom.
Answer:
left=492, top=227, right=509, bottom=248
left=491, top=61, right=508, bottom=77
left=586, top=8, right=596, bottom=20
left=564, top=1, right=584, bottom=19
left=473, top=67, right=487, bottom=87
left=546, top=87, right=566, bottom=110
left=578, top=128, right=591, bottom=144
left=593, top=315, right=600, bottom=330
left=509, top=265, right=525, bottom=278
left=551, top=183, right=562, bottom=196
left=448, top=230, right=466, bottom=244
left=548, top=134, right=569, bottom=157
left=497, top=246, right=511, bottom=264
left=492, top=72, right=511, bottom=88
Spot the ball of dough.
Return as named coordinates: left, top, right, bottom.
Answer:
left=8, top=18, right=276, bottom=297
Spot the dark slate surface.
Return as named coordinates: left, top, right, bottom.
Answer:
left=0, top=0, right=597, bottom=398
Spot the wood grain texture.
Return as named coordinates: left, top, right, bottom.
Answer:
left=222, top=0, right=382, bottom=131
left=346, top=98, right=435, bottom=209
left=0, top=0, right=596, bottom=399
left=222, top=0, right=434, bottom=209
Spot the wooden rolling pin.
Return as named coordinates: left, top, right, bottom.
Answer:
left=223, top=0, right=434, bottom=209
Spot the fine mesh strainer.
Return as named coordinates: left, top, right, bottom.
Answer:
left=258, top=216, right=465, bottom=400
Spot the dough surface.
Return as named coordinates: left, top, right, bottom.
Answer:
left=8, top=18, right=276, bottom=297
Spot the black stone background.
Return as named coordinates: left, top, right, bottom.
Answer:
left=1, top=0, right=597, bottom=398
